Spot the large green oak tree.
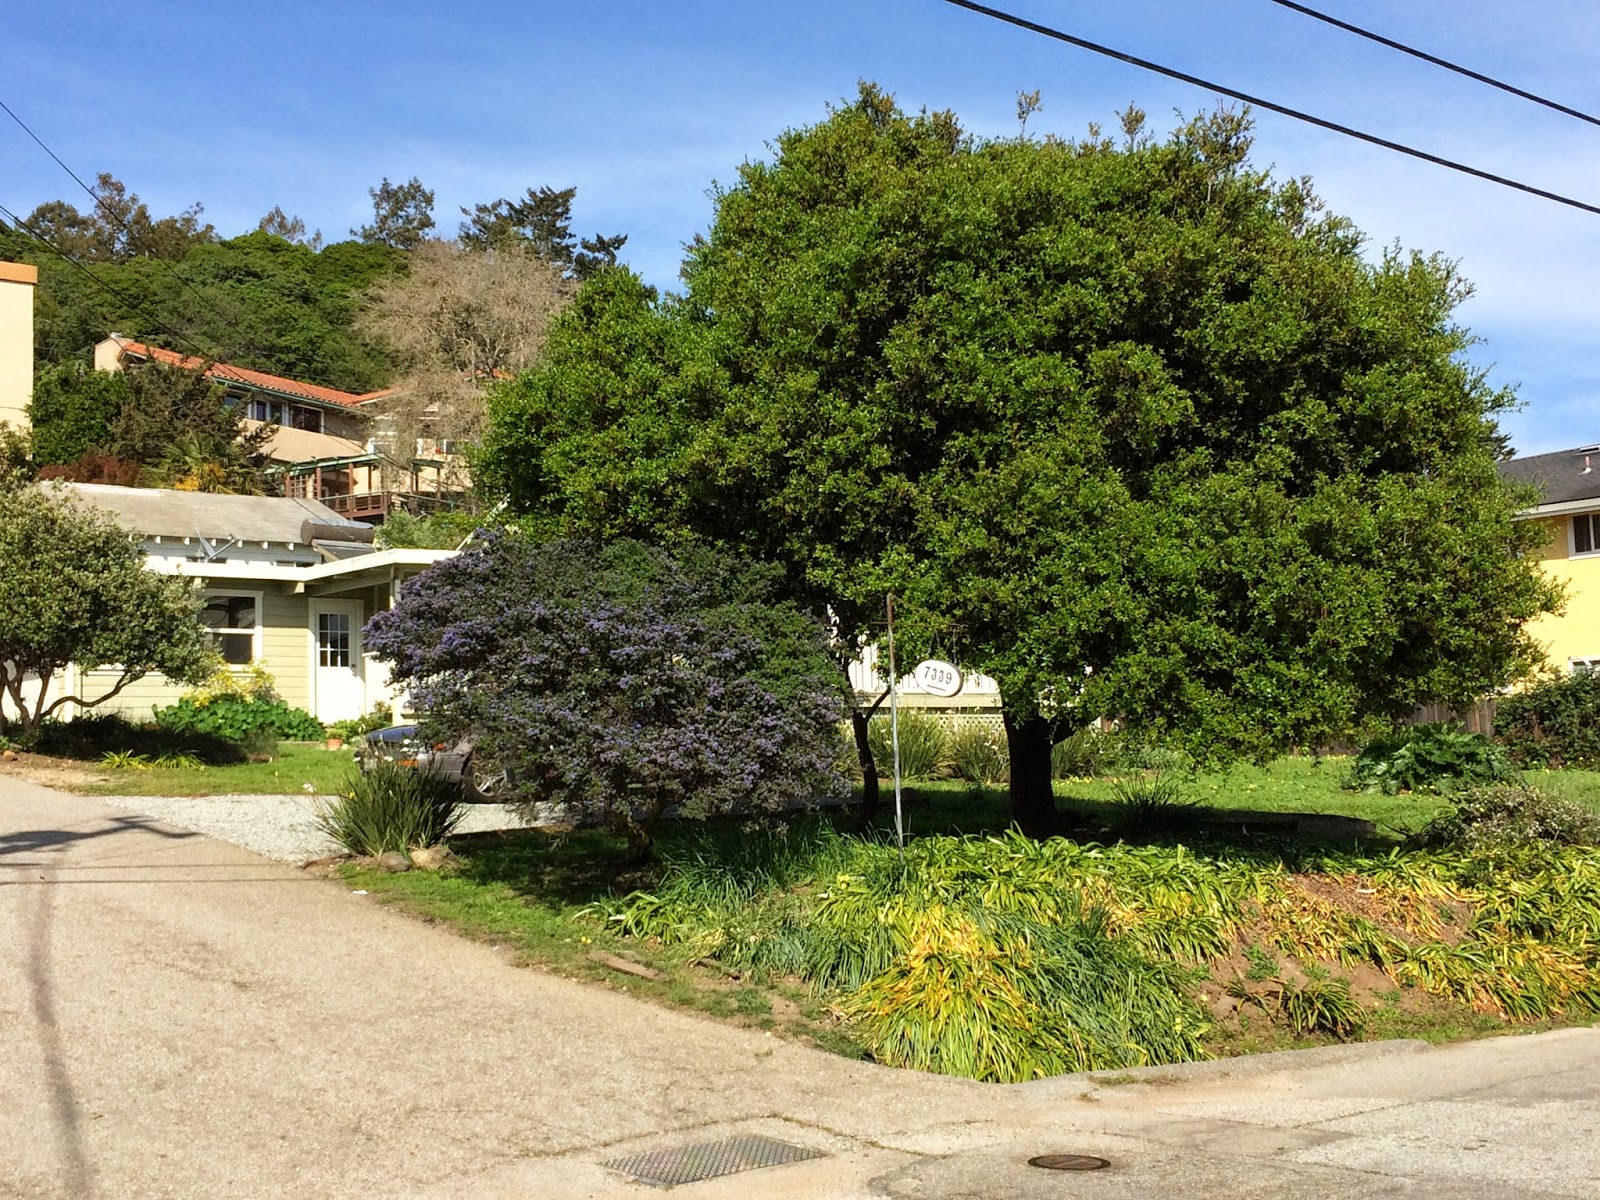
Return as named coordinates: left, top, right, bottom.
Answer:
left=480, top=88, right=1559, bottom=834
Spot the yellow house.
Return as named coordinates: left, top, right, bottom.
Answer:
left=3, top=483, right=453, bottom=727
left=0, top=260, right=37, bottom=432
left=1505, top=446, right=1600, bottom=671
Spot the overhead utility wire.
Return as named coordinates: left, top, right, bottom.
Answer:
left=1268, top=0, right=1600, bottom=129
left=936, top=0, right=1600, bottom=218
left=0, top=199, right=223, bottom=364
left=0, top=94, right=254, bottom=350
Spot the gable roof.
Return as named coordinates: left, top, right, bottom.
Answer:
left=48, top=481, right=370, bottom=545
left=1501, top=446, right=1600, bottom=508
left=107, top=336, right=392, bottom=410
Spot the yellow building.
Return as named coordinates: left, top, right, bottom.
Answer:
left=0, top=260, right=37, bottom=432
left=1506, top=446, right=1600, bottom=671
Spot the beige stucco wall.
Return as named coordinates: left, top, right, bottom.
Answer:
left=0, top=261, right=37, bottom=432
left=1522, top=515, right=1600, bottom=669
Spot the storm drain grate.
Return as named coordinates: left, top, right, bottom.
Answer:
left=603, top=1134, right=826, bottom=1187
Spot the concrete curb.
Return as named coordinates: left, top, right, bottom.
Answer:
left=1009, top=1038, right=1434, bottom=1099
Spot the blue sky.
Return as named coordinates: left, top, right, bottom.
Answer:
left=5, top=0, right=1597, bottom=454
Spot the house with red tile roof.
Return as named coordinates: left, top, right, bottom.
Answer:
left=94, top=335, right=466, bottom=523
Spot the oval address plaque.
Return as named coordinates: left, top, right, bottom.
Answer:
left=913, top=659, right=964, bottom=698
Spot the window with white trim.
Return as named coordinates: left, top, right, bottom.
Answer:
left=201, top=593, right=260, bottom=665
left=247, top=397, right=285, bottom=423
left=1570, top=657, right=1600, bottom=675
left=316, top=612, right=352, bottom=668
left=1574, top=514, right=1600, bottom=556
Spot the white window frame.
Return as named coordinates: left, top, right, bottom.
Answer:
left=1571, top=513, right=1600, bottom=558
left=201, top=589, right=264, bottom=666
left=1570, top=657, right=1600, bottom=675
left=313, top=609, right=355, bottom=669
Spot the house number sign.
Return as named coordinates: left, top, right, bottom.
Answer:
left=913, top=659, right=963, bottom=698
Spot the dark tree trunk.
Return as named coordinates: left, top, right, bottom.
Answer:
left=1004, top=712, right=1057, bottom=839
left=851, top=708, right=880, bottom=823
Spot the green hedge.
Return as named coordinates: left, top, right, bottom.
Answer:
left=1495, top=672, right=1600, bottom=769
left=154, top=696, right=325, bottom=743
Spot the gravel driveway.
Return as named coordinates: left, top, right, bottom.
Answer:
left=93, top=792, right=539, bottom=862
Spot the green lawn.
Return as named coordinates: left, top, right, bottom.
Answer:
left=872, top=756, right=1600, bottom=841
left=79, top=742, right=357, bottom=796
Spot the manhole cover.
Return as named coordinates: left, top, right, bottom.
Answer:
left=603, top=1134, right=826, bottom=1187
left=1029, top=1153, right=1111, bottom=1171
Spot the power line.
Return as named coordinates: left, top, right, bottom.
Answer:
left=0, top=95, right=256, bottom=353
left=0, top=200, right=223, bottom=364
left=936, top=0, right=1600, bottom=218
left=1268, top=0, right=1600, bottom=130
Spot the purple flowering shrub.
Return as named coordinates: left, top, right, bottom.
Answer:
left=364, top=536, right=849, bottom=854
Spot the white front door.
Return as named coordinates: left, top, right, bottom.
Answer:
left=309, top=601, right=365, bottom=722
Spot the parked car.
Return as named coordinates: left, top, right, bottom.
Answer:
left=358, top=724, right=511, bottom=802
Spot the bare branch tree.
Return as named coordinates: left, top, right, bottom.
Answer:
left=358, top=241, right=572, bottom=486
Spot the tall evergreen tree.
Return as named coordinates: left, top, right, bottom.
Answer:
left=483, top=88, right=1561, bottom=834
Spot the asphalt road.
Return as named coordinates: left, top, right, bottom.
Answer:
left=3, top=774, right=1596, bottom=1199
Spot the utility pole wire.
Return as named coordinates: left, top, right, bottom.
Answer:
left=0, top=95, right=255, bottom=354
left=936, top=0, right=1600, bottom=218
left=0, top=200, right=221, bottom=365
left=1268, top=0, right=1600, bottom=130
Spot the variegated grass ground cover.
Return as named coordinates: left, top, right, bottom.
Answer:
left=592, top=824, right=1600, bottom=1083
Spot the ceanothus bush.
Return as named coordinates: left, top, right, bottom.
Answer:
left=365, top=536, right=849, bottom=854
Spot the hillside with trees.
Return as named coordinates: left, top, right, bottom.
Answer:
left=0, top=173, right=625, bottom=488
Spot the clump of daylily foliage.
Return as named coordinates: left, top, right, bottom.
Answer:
left=591, top=795, right=1600, bottom=1083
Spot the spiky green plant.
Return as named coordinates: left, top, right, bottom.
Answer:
left=315, top=763, right=465, bottom=856
left=1051, top=726, right=1113, bottom=778
left=947, top=722, right=1008, bottom=784
left=1109, top=773, right=1199, bottom=827
left=100, top=750, right=152, bottom=770
left=866, top=711, right=949, bottom=780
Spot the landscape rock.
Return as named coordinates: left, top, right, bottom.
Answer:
left=1, top=749, right=16, bottom=762
left=375, top=851, right=412, bottom=873
left=409, top=844, right=459, bottom=871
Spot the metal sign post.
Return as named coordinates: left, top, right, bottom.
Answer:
left=886, top=593, right=905, bottom=854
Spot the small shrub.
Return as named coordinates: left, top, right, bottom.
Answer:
left=314, top=763, right=465, bottom=856
left=327, top=707, right=395, bottom=742
left=32, top=713, right=242, bottom=765
left=151, top=752, right=206, bottom=770
left=866, top=711, right=949, bottom=780
left=238, top=729, right=280, bottom=762
left=100, top=749, right=152, bottom=770
left=1495, top=671, right=1600, bottom=769
left=1413, top=782, right=1599, bottom=849
left=1051, top=726, right=1108, bottom=779
left=364, top=536, right=850, bottom=857
left=36, top=713, right=145, bottom=758
left=154, top=696, right=325, bottom=744
left=1109, top=773, right=1199, bottom=827
left=1103, top=731, right=1189, bottom=774
left=186, top=658, right=280, bottom=705
left=1346, top=723, right=1516, bottom=794
left=1227, top=974, right=1364, bottom=1036
left=947, top=722, right=1008, bottom=784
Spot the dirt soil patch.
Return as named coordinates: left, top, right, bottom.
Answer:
left=0, top=753, right=109, bottom=792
